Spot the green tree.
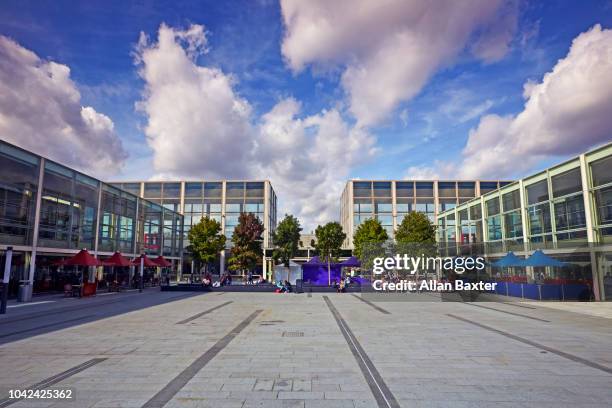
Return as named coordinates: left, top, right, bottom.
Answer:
left=395, top=211, right=436, bottom=243
left=187, top=216, right=226, bottom=276
left=227, top=213, right=264, bottom=275
left=272, top=214, right=302, bottom=267
left=352, top=218, right=388, bottom=260
left=314, top=222, right=346, bottom=285
left=395, top=211, right=437, bottom=279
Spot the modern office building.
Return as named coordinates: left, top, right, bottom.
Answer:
left=0, top=140, right=184, bottom=300
left=436, top=142, right=612, bottom=301
left=109, top=180, right=277, bottom=277
left=340, top=179, right=512, bottom=249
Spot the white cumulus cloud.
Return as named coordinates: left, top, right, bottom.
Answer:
left=457, top=24, right=612, bottom=179
left=135, top=24, right=376, bottom=230
left=255, top=98, right=376, bottom=229
left=134, top=23, right=254, bottom=179
left=280, top=0, right=518, bottom=127
left=0, top=35, right=126, bottom=176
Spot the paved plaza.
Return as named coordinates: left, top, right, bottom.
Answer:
left=1, top=291, right=612, bottom=408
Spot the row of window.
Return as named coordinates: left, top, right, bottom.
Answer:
left=353, top=181, right=510, bottom=198
left=0, top=142, right=183, bottom=256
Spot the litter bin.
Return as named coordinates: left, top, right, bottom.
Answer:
left=295, top=279, right=303, bottom=294
left=17, top=284, right=32, bottom=302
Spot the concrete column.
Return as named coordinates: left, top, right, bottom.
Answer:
left=132, top=197, right=140, bottom=257
left=93, top=183, right=103, bottom=256
left=518, top=180, right=530, bottom=252
left=480, top=196, right=487, bottom=241
left=264, top=181, right=269, bottom=249
left=349, top=181, right=354, bottom=249
left=391, top=181, right=397, bottom=232
left=220, top=250, right=226, bottom=275
left=433, top=180, right=439, bottom=221
left=454, top=207, right=461, bottom=244
left=220, top=181, right=227, bottom=275
left=179, top=181, right=185, bottom=214
left=27, top=157, right=45, bottom=293
left=579, top=154, right=601, bottom=300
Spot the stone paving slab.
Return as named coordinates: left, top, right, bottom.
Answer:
left=0, top=292, right=611, bottom=407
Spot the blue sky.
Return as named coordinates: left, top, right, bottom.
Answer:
left=1, top=0, right=611, bottom=228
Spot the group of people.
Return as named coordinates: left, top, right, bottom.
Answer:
left=275, top=280, right=293, bottom=293
left=198, top=271, right=267, bottom=287
left=333, top=275, right=352, bottom=293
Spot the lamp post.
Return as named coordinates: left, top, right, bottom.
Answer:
left=1, top=247, right=13, bottom=314
left=139, top=255, right=144, bottom=293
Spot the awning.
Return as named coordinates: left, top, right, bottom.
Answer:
left=340, top=256, right=361, bottom=267
left=64, top=249, right=102, bottom=267
left=491, top=252, right=525, bottom=267
left=304, top=256, right=322, bottom=265
left=522, top=250, right=567, bottom=267
left=153, top=256, right=172, bottom=267
left=103, top=251, right=132, bottom=267
left=132, top=255, right=159, bottom=268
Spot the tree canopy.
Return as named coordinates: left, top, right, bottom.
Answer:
left=314, top=222, right=346, bottom=264
left=395, top=211, right=436, bottom=243
left=227, top=212, right=264, bottom=273
left=187, top=216, right=226, bottom=273
left=272, top=214, right=302, bottom=267
left=352, top=218, right=388, bottom=260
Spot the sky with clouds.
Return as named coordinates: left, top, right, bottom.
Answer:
left=1, top=0, right=611, bottom=231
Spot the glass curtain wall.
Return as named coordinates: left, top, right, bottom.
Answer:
left=396, top=181, right=414, bottom=226
left=0, top=143, right=40, bottom=246
left=458, top=182, right=476, bottom=203
left=485, top=197, right=502, bottom=252
left=225, top=182, right=265, bottom=240
left=502, top=189, right=523, bottom=251
left=38, top=161, right=99, bottom=250
left=526, top=180, right=553, bottom=248
left=143, top=201, right=162, bottom=256
left=591, top=156, right=612, bottom=243
left=353, top=181, right=373, bottom=229
left=415, top=182, right=435, bottom=221
left=98, top=185, right=136, bottom=253
left=438, top=182, right=457, bottom=212
left=551, top=168, right=587, bottom=245
left=373, top=182, right=393, bottom=237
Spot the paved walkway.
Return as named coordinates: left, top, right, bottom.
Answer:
left=0, top=293, right=611, bottom=407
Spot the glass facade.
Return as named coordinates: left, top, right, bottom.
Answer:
left=343, top=179, right=510, bottom=248
left=435, top=142, right=612, bottom=301
left=0, top=140, right=184, bottom=295
left=0, top=143, right=40, bottom=245
left=591, top=155, right=612, bottom=243
left=38, top=162, right=99, bottom=250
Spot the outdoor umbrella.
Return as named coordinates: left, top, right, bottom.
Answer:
left=131, top=255, right=158, bottom=292
left=340, top=256, right=361, bottom=267
left=131, top=255, right=159, bottom=267
left=64, top=249, right=103, bottom=267
left=103, top=252, right=132, bottom=285
left=64, top=249, right=102, bottom=296
left=522, top=250, right=567, bottom=267
left=153, top=256, right=172, bottom=267
left=491, top=252, right=526, bottom=267
left=105, top=252, right=132, bottom=267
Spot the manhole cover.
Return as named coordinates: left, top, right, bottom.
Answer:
left=282, top=331, right=304, bottom=337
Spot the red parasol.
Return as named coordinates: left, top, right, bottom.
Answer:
left=64, top=249, right=102, bottom=267
left=131, top=255, right=159, bottom=268
left=104, top=252, right=132, bottom=267
left=153, top=256, right=172, bottom=267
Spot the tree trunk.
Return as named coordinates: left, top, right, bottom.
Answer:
left=327, top=251, right=331, bottom=286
